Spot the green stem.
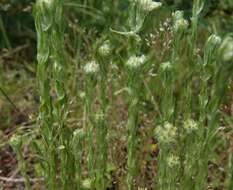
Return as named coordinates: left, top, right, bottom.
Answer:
left=126, top=74, right=140, bottom=190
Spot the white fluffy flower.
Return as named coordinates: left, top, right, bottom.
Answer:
left=84, top=61, right=99, bottom=74
left=155, top=122, right=177, bottom=144
left=139, top=0, right=162, bottom=12
left=126, top=55, right=146, bottom=69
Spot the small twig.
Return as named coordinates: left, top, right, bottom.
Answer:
left=0, top=44, right=29, bottom=58
left=0, top=176, right=43, bottom=183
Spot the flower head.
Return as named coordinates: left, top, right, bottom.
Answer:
left=98, top=40, right=111, bottom=57
left=173, top=11, right=188, bottom=33
left=126, top=54, right=146, bottom=70
left=84, top=60, right=99, bottom=74
left=154, top=122, right=177, bottom=144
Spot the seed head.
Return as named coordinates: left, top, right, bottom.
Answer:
left=98, top=40, right=111, bottom=57
left=126, top=55, right=146, bottom=70
left=183, top=119, right=198, bottom=134
left=173, top=11, right=188, bottom=33
left=138, top=0, right=162, bottom=12
left=84, top=60, right=99, bottom=74
left=155, top=122, right=177, bottom=144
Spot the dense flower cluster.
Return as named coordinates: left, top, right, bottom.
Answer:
left=155, top=122, right=177, bottom=144
left=126, top=55, right=146, bottom=69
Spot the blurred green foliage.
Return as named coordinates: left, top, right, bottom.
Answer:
left=0, top=0, right=233, bottom=49
left=0, top=0, right=35, bottom=48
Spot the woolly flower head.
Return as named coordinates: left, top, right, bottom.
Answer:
left=98, top=40, right=111, bottom=57
left=126, top=54, right=146, bottom=70
left=84, top=60, right=99, bottom=74
left=183, top=119, right=198, bottom=134
left=138, top=0, right=162, bottom=12
left=155, top=122, right=177, bottom=144
left=167, top=154, right=179, bottom=168
left=172, top=11, right=188, bottom=33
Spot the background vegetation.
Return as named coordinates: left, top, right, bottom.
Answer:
left=0, top=0, right=232, bottom=189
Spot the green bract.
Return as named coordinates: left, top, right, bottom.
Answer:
left=219, top=35, right=233, bottom=62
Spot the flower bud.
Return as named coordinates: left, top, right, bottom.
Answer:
left=219, top=35, right=233, bottom=62
left=207, top=34, right=222, bottom=47
left=138, top=0, right=162, bottom=12
left=98, top=40, right=111, bottom=57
